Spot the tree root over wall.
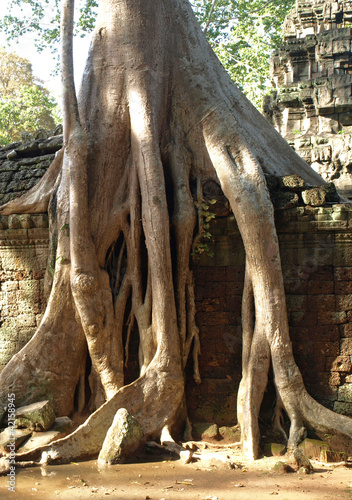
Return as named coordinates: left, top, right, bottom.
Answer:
left=0, top=0, right=352, bottom=464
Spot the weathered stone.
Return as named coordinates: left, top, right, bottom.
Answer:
left=192, top=422, right=220, bottom=441
left=218, top=425, right=241, bottom=442
left=298, top=438, right=329, bottom=461
left=264, top=2, right=352, bottom=196
left=320, top=448, right=347, bottom=463
left=265, top=173, right=279, bottom=191
left=280, top=174, right=306, bottom=191
left=51, top=416, right=73, bottom=434
left=334, top=401, right=352, bottom=415
left=272, top=191, right=299, bottom=210
left=326, top=356, right=351, bottom=372
left=293, top=447, right=314, bottom=474
left=272, top=461, right=294, bottom=473
left=15, top=400, right=55, bottom=431
left=323, top=182, right=341, bottom=203
left=0, top=427, right=32, bottom=453
left=302, top=188, right=326, bottom=206
left=17, top=430, right=61, bottom=454
left=98, top=408, right=144, bottom=466
left=338, top=384, right=352, bottom=402
left=263, top=442, right=286, bottom=457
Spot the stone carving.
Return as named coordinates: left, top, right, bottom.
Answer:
left=264, top=0, right=352, bottom=197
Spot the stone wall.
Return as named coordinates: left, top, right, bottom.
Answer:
left=263, top=0, right=352, bottom=197
left=0, top=203, right=351, bottom=425
left=0, top=131, right=62, bottom=206
left=0, top=214, right=49, bottom=372
left=186, top=204, right=352, bottom=425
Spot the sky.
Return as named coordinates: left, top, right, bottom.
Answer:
left=0, top=0, right=91, bottom=102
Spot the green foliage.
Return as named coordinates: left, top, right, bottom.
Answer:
left=0, top=48, right=59, bottom=145
left=192, top=0, right=296, bottom=108
left=192, top=198, right=217, bottom=258
left=0, top=0, right=97, bottom=53
left=0, top=0, right=295, bottom=108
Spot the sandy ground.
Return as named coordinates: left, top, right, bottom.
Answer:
left=1, top=448, right=352, bottom=500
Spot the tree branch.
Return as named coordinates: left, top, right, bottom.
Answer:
left=203, top=0, right=218, bottom=35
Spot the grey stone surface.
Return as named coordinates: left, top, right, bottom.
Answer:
left=264, top=1, right=352, bottom=197
left=17, top=430, right=60, bottom=454
left=302, top=187, right=326, bottom=206
left=0, top=427, right=32, bottom=453
left=98, top=408, right=144, bottom=465
left=192, top=422, right=220, bottom=441
left=0, top=131, right=62, bottom=206
left=51, top=416, right=73, bottom=434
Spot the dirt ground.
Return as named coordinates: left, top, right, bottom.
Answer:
left=1, top=447, right=352, bottom=500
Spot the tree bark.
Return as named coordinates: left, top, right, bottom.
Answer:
left=0, top=0, right=351, bottom=463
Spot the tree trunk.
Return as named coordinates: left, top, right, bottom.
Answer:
left=1, top=0, right=352, bottom=463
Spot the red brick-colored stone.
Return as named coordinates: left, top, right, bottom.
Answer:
left=286, top=294, right=308, bottom=312
left=290, top=311, right=317, bottom=327
left=335, top=281, right=352, bottom=294
left=316, top=341, right=340, bottom=357
left=336, top=294, right=352, bottom=311
left=326, top=356, right=352, bottom=372
left=340, top=338, right=352, bottom=356
left=308, top=280, right=334, bottom=295
left=317, top=311, right=347, bottom=325
left=340, top=323, right=352, bottom=337
left=335, top=267, right=352, bottom=281
left=308, top=294, right=335, bottom=311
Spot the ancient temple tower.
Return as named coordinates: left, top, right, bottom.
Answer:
left=263, top=0, right=352, bottom=197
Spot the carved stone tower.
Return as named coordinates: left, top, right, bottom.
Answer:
left=264, top=0, right=352, bottom=197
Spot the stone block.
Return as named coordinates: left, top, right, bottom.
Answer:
left=290, top=311, right=317, bottom=327
left=340, top=323, right=352, bottom=337
left=298, top=438, right=330, bottom=461
left=201, top=266, right=227, bottom=282
left=317, top=311, right=347, bottom=325
left=333, top=401, right=352, bottom=416
left=333, top=244, right=352, bottom=267
left=284, top=278, right=308, bottom=295
left=308, top=280, right=334, bottom=295
left=308, top=294, right=336, bottom=311
left=340, top=338, right=352, bottom=355
left=302, top=188, right=326, bottom=206
left=17, top=430, right=61, bottom=454
left=28, top=228, right=50, bottom=241
left=51, top=416, right=73, bottom=434
left=192, top=422, right=219, bottom=441
left=263, top=443, right=286, bottom=457
left=16, top=314, right=36, bottom=328
left=197, top=297, right=224, bottom=313
left=335, top=281, right=352, bottom=294
left=272, top=191, right=299, bottom=210
left=280, top=174, right=306, bottom=190
left=15, top=400, right=55, bottom=431
left=286, top=294, right=308, bottom=312
left=0, top=428, right=32, bottom=453
left=326, top=355, right=352, bottom=372
left=98, top=408, right=144, bottom=465
left=336, top=294, right=352, bottom=310
left=203, top=282, right=226, bottom=299
left=218, top=425, right=241, bottom=442
left=316, top=341, right=340, bottom=357
left=196, top=311, right=232, bottom=327
left=338, top=384, right=352, bottom=402
left=335, top=267, right=352, bottom=281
